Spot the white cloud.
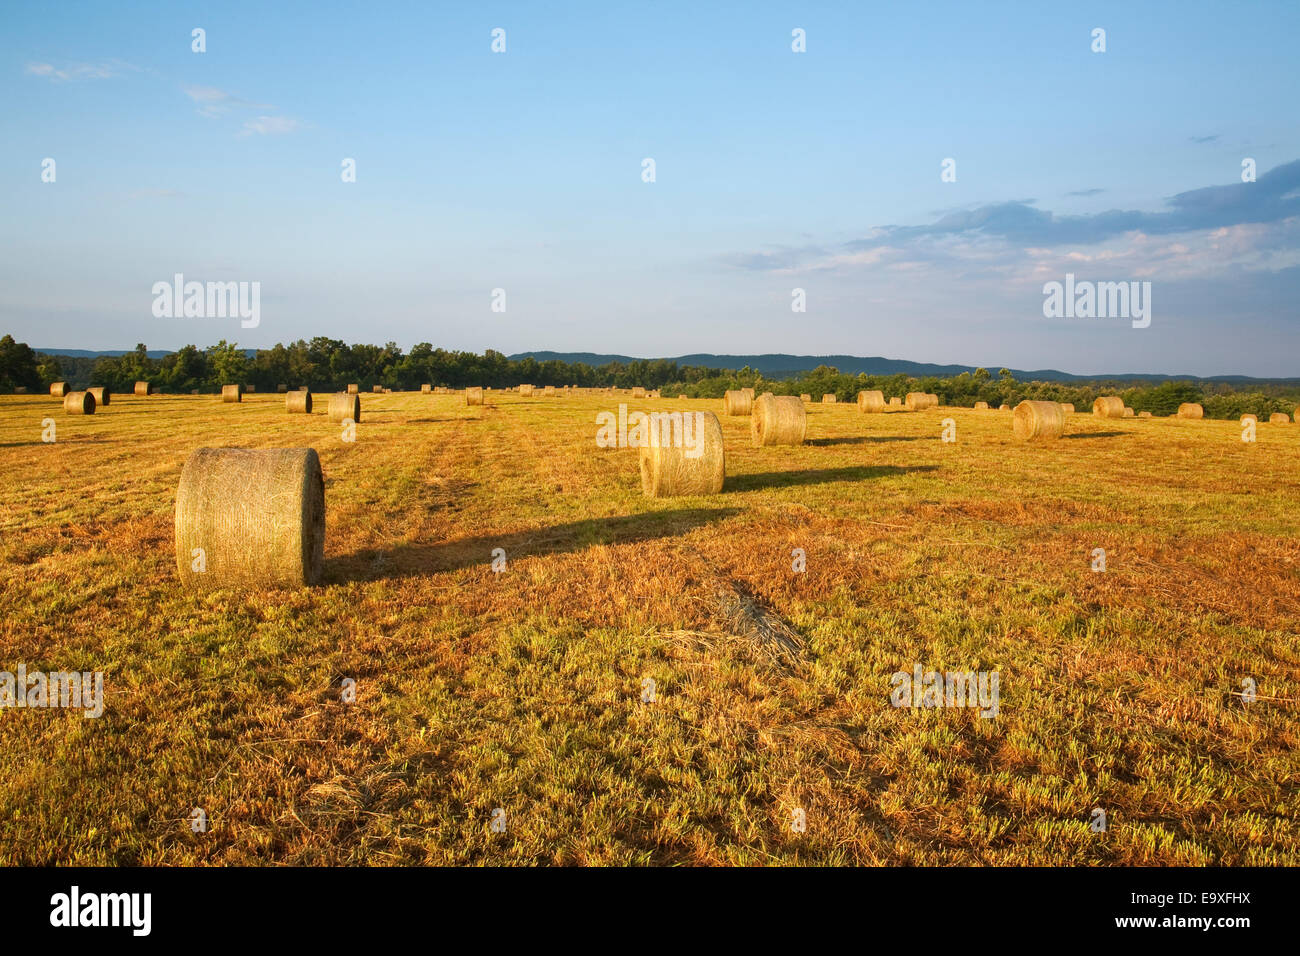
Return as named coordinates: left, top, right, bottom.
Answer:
left=26, top=60, right=135, bottom=81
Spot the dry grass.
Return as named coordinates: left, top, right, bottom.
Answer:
left=0, top=392, right=1297, bottom=865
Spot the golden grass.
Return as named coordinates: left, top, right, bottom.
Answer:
left=0, top=392, right=1297, bottom=865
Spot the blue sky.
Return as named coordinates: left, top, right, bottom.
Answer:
left=2, top=0, right=1298, bottom=375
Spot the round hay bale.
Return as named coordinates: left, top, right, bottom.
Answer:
left=974, top=401, right=989, bottom=410
left=519, top=384, right=534, bottom=396
left=1092, top=396, right=1124, bottom=418
left=1123, top=407, right=1135, bottom=418
left=134, top=381, right=151, bottom=396
left=372, top=384, right=384, bottom=393
left=346, top=383, right=359, bottom=395
left=678, top=393, right=688, bottom=400
left=421, top=384, right=432, bottom=393
left=50, top=382, right=69, bottom=397
left=751, top=394, right=807, bottom=446
left=14, top=387, right=27, bottom=394
left=822, top=393, right=837, bottom=404
left=998, top=403, right=1011, bottom=411
left=639, top=411, right=725, bottom=497
left=1177, top=403, right=1204, bottom=419
left=741, top=387, right=755, bottom=400
left=221, top=384, right=243, bottom=403
left=1269, top=412, right=1290, bottom=424
left=723, top=390, right=752, bottom=416
left=926, top=393, right=939, bottom=407
left=63, top=391, right=95, bottom=415
left=286, top=390, right=312, bottom=414
left=857, top=390, right=885, bottom=413
left=889, top=396, right=902, bottom=407
left=1060, top=403, right=1075, bottom=414
left=1012, top=400, right=1065, bottom=440
left=174, top=447, right=325, bottom=589
left=631, top=387, right=646, bottom=398
left=465, top=386, right=484, bottom=406
left=87, top=386, right=111, bottom=406
left=799, top=393, right=812, bottom=403
left=905, top=392, right=927, bottom=411
left=1138, top=411, right=1152, bottom=419
left=1241, top=414, right=1258, bottom=426
left=327, top=392, right=360, bottom=423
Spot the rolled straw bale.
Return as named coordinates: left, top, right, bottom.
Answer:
left=277, top=384, right=288, bottom=393
left=752, top=394, right=807, bottom=446
left=857, top=390, right=885, bottom=413
left=14, top=387, right=27, bottom=394
left=648, top=390, right=661, bottom=398
left=373, top=385, right=384, bottom=393
left=974, top=401, right=989, bottom=410
left=1123, top=407, right=1135, bottom=418
left=1241, top=414, right=1257, bottom=426
left=1012, top=400, right=1065, bottom=440
left=1177, top=403, right=1204, bottom=419
left=50, top=382, right=69, bottom=397
left=926, top=393, right=939, bottom=407
left=800, top=393, right=812, bottom=402
left=742, top=387, right=756, bottom=400
left=519, top=384, right=534, bottom=396
left=1295, top=406, right=1300, bottom=423
left=822, top=393, right=837, bottom=404
left=327, top=392, right=360, bottom=423
left=347, top=384, right=359, bottom=395
left=1139, top=411, right=1152, bottom=419
left=286, top=390, right=312, bottom=414
left=87, top=386, right=111, bottom=406
left=723, top=390, right=752, bottom=416
left=1270, top=412, right=1290, bottom=424
left=221, top=384, right=243, bottom=403
left=678, top=394, right=688, bottom=400
left=465, top=386, right=484, bottom=406
left=631, top=387, right=646, bottom=398
left=63, top=391, right=95, bottom=415
left=999, top=404, right=1011, bottom=411
left=639, top=410, right=725, bottom=497
left=905, top=392, right=928, bottom=411
left=134, top=381, right=151, bottom=396
left=174, top=447, right=325, bottom=589
left=889, top=396, right=902, bottom=407
left=1093, top=396, right=1124, bottom=418
left=1060, top=403, right=1075, bottom=414
left=421, top=384, right=432, bottom=393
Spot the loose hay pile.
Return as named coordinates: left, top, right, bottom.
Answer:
left=857, top=390, right=885, bottom=413
left=752, top=394, right=807, bottom=446
left=639, top=410, right=725, bottom=497
left=1011, top=400, right=1065, bottom=440
left=1093, top=396, right=1125, bottom=418
left=328, top=392, right=360, bottom=423
left=723, top=390, right=752, bottom=416
left=286, top=390, right=312, bottom=414
left=174, top=447, right=325, bottom=589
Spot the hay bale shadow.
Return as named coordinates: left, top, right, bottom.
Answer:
left=726, top=464, right=936, bottom=493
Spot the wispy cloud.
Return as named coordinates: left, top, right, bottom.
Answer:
left=184, top=85, right=273, bottom=117
left=238, top=116, right=303, bottom=136
left=26, top=60, right=136, bottom=82
left=1190, top=134, right=1221, bottom=144
left=1066, top=188, right=1106, bottom=197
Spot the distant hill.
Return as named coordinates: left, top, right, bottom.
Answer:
left=509, top=351, right=1300, bottom=386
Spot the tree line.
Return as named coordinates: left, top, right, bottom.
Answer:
left=2, top=335, right=1297, bottom=420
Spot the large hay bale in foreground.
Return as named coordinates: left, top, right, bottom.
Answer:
left=328, top=392, right=360, bottom=423
left=1270, top=412, right=1291, bottom=424
left=221, top=384, right=243, bottom=403
left=639, top=410, right=725, bottom=497
left=87, top=386, right=111, bottom=406
left=857, top=390, right=885, bottom=413
left=752, top=394, right=807, bottom=446
left=174, top=447, right=325, bottom=589
left=286, top=390, right=312, bottom=414
left=1093, top=396, right=1124, bottom=418
left=1177, top=403, right=1204, bottom=419
left=1060, top=403, right=1075, bottom=414
left=465, top=387, right=484, bottom=406
left=134, top=381, right=151, bottom=396
left=1012, top=400, right=1064, bottom=440
left=822, top=393, right=837, bottom=404
left=723, top=390, right=752, bottom=416
left=63, top=391, right=95, bottom=415
left=741, top=387, right=755, bottom=400
left=974, top=401, right=989, bottom=410
left=50, top=382, right=69, bottom=397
